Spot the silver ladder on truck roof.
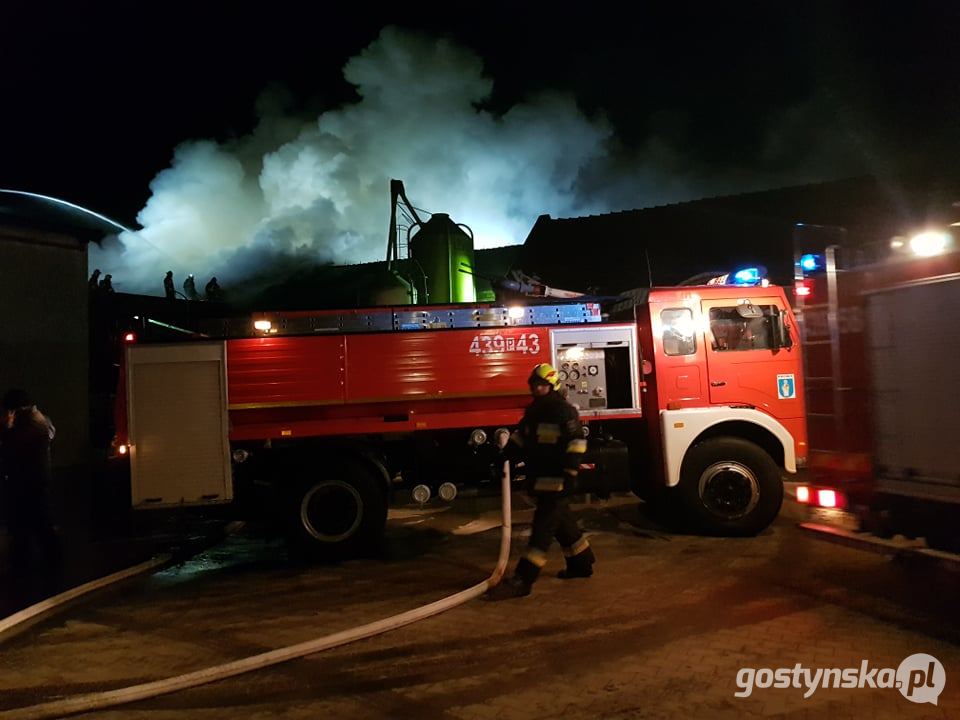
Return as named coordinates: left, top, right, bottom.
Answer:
left=201, top=302, right=604, bottom=338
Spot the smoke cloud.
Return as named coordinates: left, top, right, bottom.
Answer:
left=91, top=26, right=863, bottom=295
left=91, top=27, right=617, bottom=294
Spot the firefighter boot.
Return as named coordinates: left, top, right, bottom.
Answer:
left=484, top=575, right=531, bottom=601
left=485, top=554, right=542, bottom=601
left=557, top=543, right=595, bottom=579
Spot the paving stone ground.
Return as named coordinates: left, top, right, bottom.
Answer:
left=0, top=495, right=956, bottom=719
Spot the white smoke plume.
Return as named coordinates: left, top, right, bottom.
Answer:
left=91, top=27, right=616, bottom=294
left=91, top=26, right=865, bottom=295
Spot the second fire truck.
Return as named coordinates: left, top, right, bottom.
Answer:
left=793, top=233, right=960, bottom=552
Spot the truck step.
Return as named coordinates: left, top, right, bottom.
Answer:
left=798, top=523, right=960, bottom=570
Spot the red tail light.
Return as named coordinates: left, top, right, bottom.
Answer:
left=817, top=489, right=838, bottom=508
left=123, top=332, right=137, bottom=344
left=794, top=281, right=812, bottom=297
left=796, top=485, right=810, bottom=503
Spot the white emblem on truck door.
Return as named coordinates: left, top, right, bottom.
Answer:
left=777, top=374, right=796, bottom=399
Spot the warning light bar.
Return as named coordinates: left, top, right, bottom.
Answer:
left=706, top=266, right=768, bottom=287
left=732, top=267, right=762, bottom=285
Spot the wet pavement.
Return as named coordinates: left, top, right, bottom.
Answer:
left=0, top=508, right=236, bottom=618
left=0, top=495, right=957, bottom=719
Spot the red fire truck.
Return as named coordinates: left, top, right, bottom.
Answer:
left=112, top=274, right=807, bottom=555
left=793, top=235, right=960, bottom=552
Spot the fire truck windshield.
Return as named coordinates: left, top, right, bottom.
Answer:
left=709, top=305, right=779, bottom=351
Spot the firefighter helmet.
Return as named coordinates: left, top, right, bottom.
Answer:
left=529, top=363, right=561, bottom=391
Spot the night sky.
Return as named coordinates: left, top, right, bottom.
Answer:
left=4, top=2, right=959, bottom=228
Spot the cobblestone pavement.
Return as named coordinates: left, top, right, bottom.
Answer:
left=0, top=496, right=957, bottom=719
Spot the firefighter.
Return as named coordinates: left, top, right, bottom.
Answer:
left=0, top=389, right=60, bottom=575
left=183, top=274, right=199, bottom=301
left=163, top=270, right=175, bottom=299
left=205, top=276, right=222, bottom=302
left=88, top=269, right=101, bottom=291
left=485, top=363, right=594, bottom=600
left=98, top=273, right=115, bottom=294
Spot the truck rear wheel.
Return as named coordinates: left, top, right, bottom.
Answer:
left=678, top=437, right=783, bottom=536
left=289, top=460, right=387, bottom=558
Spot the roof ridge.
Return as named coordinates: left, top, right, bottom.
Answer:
left=553, top=175, right=873, bottom=222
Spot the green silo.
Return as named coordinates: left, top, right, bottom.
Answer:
left=409, top=213, right=476, bottom=304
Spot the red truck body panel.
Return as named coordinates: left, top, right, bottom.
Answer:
left=226, top=325, right=569, bottom=440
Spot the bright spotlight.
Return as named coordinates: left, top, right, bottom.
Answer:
left=909, top=231, right=951, bottom=257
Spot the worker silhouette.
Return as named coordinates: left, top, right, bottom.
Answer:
left=205, top=276, right=222, bottom=302
left=88, top=269, right=101, bottom=291
left=0, top=389, right=61, bottom=579
left=98, top=274, right=115, bottom=294
left=163, top=271, right=175, bottom=300
left=183, top=274, right=199, bottom=301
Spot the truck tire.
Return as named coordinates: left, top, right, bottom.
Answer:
left=678, top=437, right=783, bottom=536
left=289, top=460, right=387, bottom=558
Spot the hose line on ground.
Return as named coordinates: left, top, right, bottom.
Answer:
left=0, top=464, right=513, bottom=720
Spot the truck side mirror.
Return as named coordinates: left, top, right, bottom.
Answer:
left=771, top=308, right=793, bottom=350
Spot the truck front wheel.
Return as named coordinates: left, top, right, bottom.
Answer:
left=678, top=437, right=783, bottom=536
left=289, top=461, right=387, bottom=558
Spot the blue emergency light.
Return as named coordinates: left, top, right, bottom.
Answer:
left=732, top=267, right=763, bottom=285
left=799, top=253, right=823, bottom=272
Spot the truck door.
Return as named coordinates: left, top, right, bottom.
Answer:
left=700, top=297, right=803, bottom=417
left=126, top=342, right=233, bottom=508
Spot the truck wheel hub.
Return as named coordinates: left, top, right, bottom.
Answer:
left=698, top=462, right=760, bottom=519
left=301, top=480, right=363, bottom=542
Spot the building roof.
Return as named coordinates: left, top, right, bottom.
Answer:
left=0, top=190, right=125, bottom=243
left=520, top=175, right=960, bottom=293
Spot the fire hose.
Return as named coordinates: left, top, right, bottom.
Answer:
left=0, top=463, right=513, bottom=720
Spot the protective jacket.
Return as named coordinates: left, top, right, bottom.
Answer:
left=508, top=391, right=586, bottom=495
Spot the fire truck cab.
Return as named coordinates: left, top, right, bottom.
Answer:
left=113, top=273, right=806, bottom=555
